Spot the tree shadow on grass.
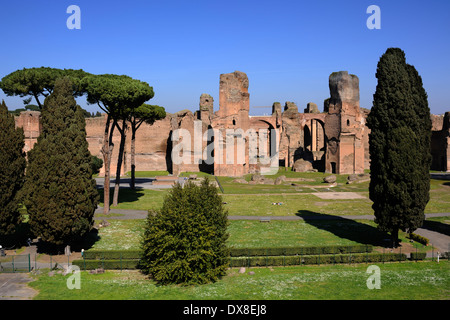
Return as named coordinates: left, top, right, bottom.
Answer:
left=35, top=228, right=101, bottom=255
left=296, top=210, right=390, bottom=247
left=97, top=187, right=146, bottom=207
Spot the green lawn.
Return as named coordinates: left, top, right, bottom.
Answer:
left=99, top=188, right=166, bottom=212
left=89, top=219, right=379, bottom=251
left=228, top=219, right=386, bottom=248
left=88, top=218, right=440, bottom=253
left=98, top=178, right=450, bottom=217
left=25, top=171, right=450, bottom=300
left=29, top=261, right=450, bottom=300
left=223, top=193, right=373, bottom=216
left=124, top=170, right=170, bottom=177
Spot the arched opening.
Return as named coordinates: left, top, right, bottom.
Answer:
left=304, top=125, right=311, bottom=151
left=331, top=162, right=337, bottom=174
left=305, top=119, right=327, bottom=172
left=199, top=125, right=214, bottom=174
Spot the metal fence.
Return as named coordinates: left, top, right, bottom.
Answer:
left=0, top=253, right=73, bottom=273
left=0, top=254, right=31, bottom=273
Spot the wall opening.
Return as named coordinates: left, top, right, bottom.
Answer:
left=331, top=162, right=337, bottom=174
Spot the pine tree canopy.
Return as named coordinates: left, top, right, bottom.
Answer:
left=0, top=67, right=90, bottom=109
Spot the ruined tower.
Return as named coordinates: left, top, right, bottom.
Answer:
left=324, top=71, right=365, bottom=174
left=212, top=71, right=251, bottom=176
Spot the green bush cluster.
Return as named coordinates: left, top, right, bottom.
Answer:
left=408, top=233, right=429, bottom=246
left=410, top=252, right=427, bottom=261
left=230, top=245, right=373, bottom=257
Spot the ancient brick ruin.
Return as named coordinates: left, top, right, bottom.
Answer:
left=14, top=71, right=450, bottom=176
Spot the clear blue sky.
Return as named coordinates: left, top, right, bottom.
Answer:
left=0, top=0, right=449, bottom=115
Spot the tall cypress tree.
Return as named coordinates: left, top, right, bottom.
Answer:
left=367, top=48, right=432, bottom=247
left=0, top=100, right=26, bottom=242
left=22, top=77, right=99, bottom=247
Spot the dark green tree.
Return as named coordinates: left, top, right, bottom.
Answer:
left=0, top=100, right=26, bottom=241
left=22, top=77, right=99, bottom=247
left=367, top=48, right=432, bottom=247
left=140, top=178, right=229, bottom=285
left=0, top=67, right=90, bottom=109
left=90, top=155, right=104, bottom=175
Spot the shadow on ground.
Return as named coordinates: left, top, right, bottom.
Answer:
left=422, top=219, right=450, bottom=237
left=97, top=187, right=146, bottom=207
left=34, top=229, right=100, bottom=255
left=295, top=210, right=390, bottom=247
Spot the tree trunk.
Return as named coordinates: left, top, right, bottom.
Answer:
left=130, top=122, right=136, bottom=190
left=391, top=227, right=399, bottom=248
left=34, top=93, right=43, bottom=110
left=112, top=119, right=127, bottom=207
left=101, top=115, right=115, bottom=214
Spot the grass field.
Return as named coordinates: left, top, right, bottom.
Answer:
left=29, top=262, right=450, bottom=300
left=87, top=217, right=438, bottom=254
left=17, top=170, right=450, bottom=300
left=98, top=175, right=450, bottom=217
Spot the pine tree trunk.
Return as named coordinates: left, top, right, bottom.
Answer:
left=101, top=115, right=115, bottom=214
left=391, top=227, right=399, bottom=248
left=112, top=119, right=127, bottom=207
left=131, top=123, right=136, bottom=190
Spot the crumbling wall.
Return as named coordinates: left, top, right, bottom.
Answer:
left=14, top=111, right=41, bottom=153
left=15, top=70, right=448, bottom=177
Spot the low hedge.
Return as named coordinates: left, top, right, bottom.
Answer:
left=82, top=250, right=142, bottom=260
left=81, top=245, right=373, bottom=261
left=410, top=252, right=427, bottom=261
left=229, top=245, right=373, bottom=257
left=74, top=252, right=407, bottom=270
left=230, top=253, right=407, bottom=267
left=72, top=259, right=140, bottom=270
left=408, top=233, right=429, bottom=246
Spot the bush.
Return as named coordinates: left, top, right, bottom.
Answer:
left=410, top=252, right=427, bottom=261
left=90, top=155, right=103, bottom=175
left=140, top=179, right=229, bottom=285
left=408, top=233, right=429, bottom=246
